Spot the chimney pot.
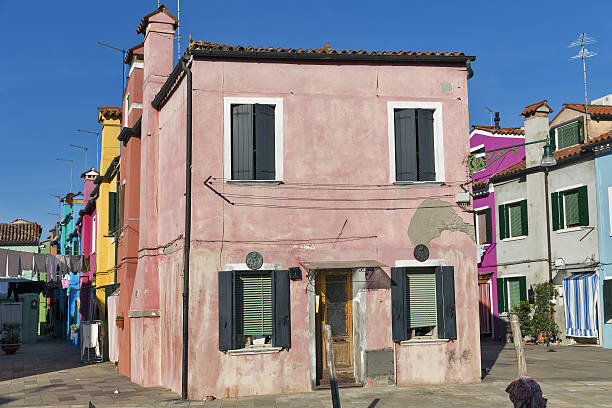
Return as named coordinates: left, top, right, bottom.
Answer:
left=494, top=112, right=501, bottom=129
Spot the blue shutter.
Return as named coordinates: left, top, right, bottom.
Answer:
left=231, top=104, right=254, bottom=180
left=435, top=266, right=457, bottom=339
left=254, top=104, right=276, bottom=180
left=391, top=267, right=407, bottom=341
left=273, top=270, right=291, bottom=348
left=394, top=109, right=417, bottom=181
left=417, top=109, right=436, bottom=181
left=218, top=271, right=235, bottom=351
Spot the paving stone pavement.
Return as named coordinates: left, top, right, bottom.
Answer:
left=2, top=337, right=612, bottom=407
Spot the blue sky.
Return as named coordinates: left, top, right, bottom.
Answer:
left=1, top=0, right=611, bottom=237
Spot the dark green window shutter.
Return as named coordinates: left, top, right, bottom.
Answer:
left=218, top=271, right=235, bottom=351
left=498, top=204, right=507, bottom=240
left=254, top=104, right=276, bottom=180
left=497, top=278, right=507, bottom=313
left=417, top=109, right=436, bottom=181
left=509, top=203, right=522, bottom=237
left=235, top=272, right=273, bottom=337
left=406, top=271, right=437, bottom=328
left=518, top=276, right=527, bottom=302
left=549, top=128, right=556, bottom=151
left=394, top=109, right=417, bottom=181
left=231, top=104, right=254, bottom=180
left=565, top=189, right=580, bottom=227
left=557, top=122, right=580, bottom=149
left=391, top=267, right=407, bottom=341
left=551, top=192, right=560, bottom=231
left=108, top=191, right=117, bottom=234
left=520, top=200, right=528, bottom=236
left=508, top=279, right=521, bottom=311
left=272, top=270, right=291, bottom=348
left=485, top=208, right=492, bottom=244
left=435, top=266, right=457, bottom=339
left=578, top=185, right=589, bottom=226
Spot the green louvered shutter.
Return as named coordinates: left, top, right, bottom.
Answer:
left=549, top=128, right=556, bottom=151
left=108, top=191, right=117, bottom=234
left=508, top=279, right=521, bottom=311
left=564, top=189, right=580, bottom=227
left=235, top=272, right=273, bottom=337
left=551, top=192, right=560, bottom=231
left=519, top=276, right=527, bottom=302
left=497, top=278, right=507, bottom=313
left=557, top=122, right=580, bottom=149
left=509, top=203, right=522, bottom=237
left=405, top=272, right=437, bottom=328
left=485, top=208, right=492, bottom=244
left=578, top=185, right=589, bottom=226
left=520, top=200, right=528, bottom=236
left=498, top=204, right=507, bottom=240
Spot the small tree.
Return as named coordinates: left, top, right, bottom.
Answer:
left=1, top=323, right=22, bottom=344
left=510, top=300, right=532, bottom=340
left=529, top=282, right=560, bottom=344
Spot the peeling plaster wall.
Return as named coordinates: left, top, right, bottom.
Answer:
left=141, top=56, right=479, bottom=398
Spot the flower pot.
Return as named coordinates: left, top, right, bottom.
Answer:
left=116, top=318, right=124, bottom=329
left=1, top=343, right=21, bottom=355
left=537, top=333, right=549, bottom=344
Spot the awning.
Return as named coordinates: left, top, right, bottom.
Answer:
left=299, top=260, right=391, bottom=290
left=299, top=260, right=387, bottom=270
left=563, top=272, right=599, bottom=338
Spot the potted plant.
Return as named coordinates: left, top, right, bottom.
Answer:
left=510, top=301, right=533, bottom=343
left=1, top=323, right=22, bottom=355
left=529, top=282, right=560, bottom=345
left=116, top=314, right=125, bottom=329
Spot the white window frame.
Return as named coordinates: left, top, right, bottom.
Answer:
left=470, top=144, right=486, bottom=158
left=387, top=101, right=445, bottom=184
left=554, top=183, right=587, bottom=231
left=223, top=97, right=284, bottom=182
left=474, top=205, right=490, bottom=246
left=500, top=198, right=527, bottom=240
left=91, top=215, right=96, bottom=253
left=124, top=93, right=129, bottom=127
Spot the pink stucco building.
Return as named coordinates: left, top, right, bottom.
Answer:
left=128, top=4, right=480, bottom=399
left=77, top=168, right=99, bottom=322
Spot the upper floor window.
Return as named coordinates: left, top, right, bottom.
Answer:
left=550, top=119, right=584, bottom=151
left=475, top=208, right=492, bottom=245
left=498, top=199, right=528, bottom=240
left=551, top=185, right=589, bottom=230
left=388, top=102, right=444, bottom=183
left=224, top=98, right=283, bottom=181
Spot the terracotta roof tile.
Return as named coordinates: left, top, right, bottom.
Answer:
left=589, top=130, right=612, bottom=144
left=520, top=100, right=553, bottom=117
left=188, top=40, right=475, bottom=60
left=124, top=42, right=144, bottom=64
left=136, top=4, right=178, bottom=34
left=472, top=125, right=525, bottom=135
left=0, top=219, right=42, bottom=245
left=492, top=160, right=526, bottom=178
left=562, top=103, right=612, bottom=116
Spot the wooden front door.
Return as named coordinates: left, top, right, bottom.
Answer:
left=316, top=270, right=353, bottom=378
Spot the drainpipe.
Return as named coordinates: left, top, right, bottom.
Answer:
left=181, top=57, right=193, bottom=400
left=544, top=168, right=552, bottom=282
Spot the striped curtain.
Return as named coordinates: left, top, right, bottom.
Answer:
left=563, top=273, right=599, bottom=338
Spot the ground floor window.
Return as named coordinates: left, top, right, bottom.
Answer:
left=391, top=265, right=456, bottom=341
left=218, top=269, right=291, bottom=351
left=497, top=276, right=526, bottom=313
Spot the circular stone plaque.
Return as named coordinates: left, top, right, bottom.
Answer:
left=414, top=244, right=430, bottom=262
left=245, top=251, right=264, bottom=270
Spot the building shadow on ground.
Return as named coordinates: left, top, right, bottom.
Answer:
left=480, top=312, right=508, bottom=380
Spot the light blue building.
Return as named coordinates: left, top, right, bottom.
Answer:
left=589, top=132, right=612, bottom=348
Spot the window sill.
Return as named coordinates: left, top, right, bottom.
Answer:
left=501, top=236, right=527, bottom=242
left=400, top=339, right=450, bottom=346
left=393, top=181, right=445, bottom=187
left=556, top=227, right=585, bottom=234
left=228, top=346, right=282, bottom=356
left=226, top=180, right=284, bottom=186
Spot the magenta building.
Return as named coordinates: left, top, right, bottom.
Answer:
left=77, top=168, right=99, bottom=321
left=469, top=124, right=524, bottom=338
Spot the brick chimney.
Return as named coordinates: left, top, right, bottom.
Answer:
left=521, top=100, right=553, bottom=168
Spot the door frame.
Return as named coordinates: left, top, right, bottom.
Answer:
left=315, top=269, right=354, bottom=380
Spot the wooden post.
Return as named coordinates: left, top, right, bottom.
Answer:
left=509, top=313, right=527, bottom=377
left=324, top=324, right=341, bottom=408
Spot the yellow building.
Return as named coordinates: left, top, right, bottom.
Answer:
left=94, top=106, right=121, bottom=337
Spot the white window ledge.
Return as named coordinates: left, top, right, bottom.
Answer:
left=400, top=339, right=450, bottom=346
left=226, top=180, right=284, bottom=186
left=228, top=347, right=282, bottom=356
left=556, top=227, right=585, bottom=234
left=393, top=181, right=445, bottom=187
left=502, top=236, right=527, bottom=242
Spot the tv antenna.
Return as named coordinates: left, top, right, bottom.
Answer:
left=569, top=33, right=597, bottom=140
left=176, top=0, right=181, bottom=62
left=97, top=41, right=126, bottom=98
left=484, top=106, right=495, bottom=126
